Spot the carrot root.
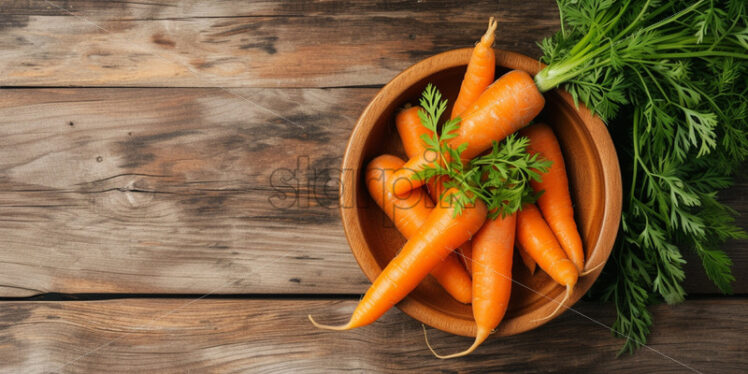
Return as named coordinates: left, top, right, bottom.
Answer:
left=423, top=325, right=491, bottom=359
left=481, top=17, right=498, bottom=45
left=532, top=284, right=572, bottom=323
left=307, top=314, right=352, bottom=331
left=580, top=260, right=606, bottom=277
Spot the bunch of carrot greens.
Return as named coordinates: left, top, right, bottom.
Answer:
left=411, top=84, right=550, bottom=219
left=536, top=0, right=747, bottom=354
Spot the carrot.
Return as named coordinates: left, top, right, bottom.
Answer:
left=423, top=174, right=473, bottom=276
left=309, top=188, right=487, bottom=330
left=516, top=243, right=536, bottom=274
left=395, top=106, right=447, bottom=207
left=429, top=256, right=472, bottom=303
left=395, top=111, right=475, bottom=279
left=516, top=203, right=578, bottom=320
left=395, top=105, right=442, bottom=200
left=520, top=123, right=585, bottom=272
left=452, top=69, right=545, bottom=160
left=396, top=106, right=432, bottom=159
left=392, top=69, right=545, bottom=195
left=428, top=213, right=516, bottom=358
left=363, top=154, right=472, bottom=303
left=457, top=241, right=473, bottom=275
left=425, top=174, right=449, bottom=204
left=450, top=17, right=498, bottom=119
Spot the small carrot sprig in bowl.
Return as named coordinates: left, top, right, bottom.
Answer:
left=412, top=84, right=552, bottom=219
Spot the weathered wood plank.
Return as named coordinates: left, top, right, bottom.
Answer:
left=0, top=88, right=746, bottom=296
left=0, top=0, right=559, bottom=87
left=2, top=0, right=535, bottom=17
left=0, top=87, right=371, bottom=296
left=0, top=298, right=745, bottom=373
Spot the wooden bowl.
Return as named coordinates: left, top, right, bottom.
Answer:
left=339, top=49, right=622, bottom=337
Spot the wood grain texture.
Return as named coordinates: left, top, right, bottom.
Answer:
left=0, top=0, right=560, bottom=87
left=0, top=88, right=746, bottom=297
left=0, top=87, right=370, bottom=296
left=0, top=298, right=745, bottom=373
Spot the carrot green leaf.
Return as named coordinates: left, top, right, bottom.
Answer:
left=538, top=0, right=747, bottom=354
left=412, top=84, right=551, bottom=219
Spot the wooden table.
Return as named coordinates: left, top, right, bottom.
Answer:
left=1, top=1, right=745, bottom=372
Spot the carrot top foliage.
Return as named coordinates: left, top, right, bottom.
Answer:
left=536, top=0, right=747, bottom=353
left=412, top=84, right=551, bottom=219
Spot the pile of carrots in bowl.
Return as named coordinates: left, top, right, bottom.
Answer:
left=311, top=18, right=621, bottom=358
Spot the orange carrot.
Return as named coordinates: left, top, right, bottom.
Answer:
left=395, top=112, right=474, bottom=279
left=429, top=256, right=472, bottom=303
left=363, top=154, right=472, bottom=303
left=395, top=106, right=446, bottom=206
left=457, top=241, right=473, bottom=275
left=452, top=70, right=545, bottom=160
left=516, top=243, right=537, bottom=274
left=520, top=123, right=585, bottom=272
left=451, top=17, right=498, bottom=119
left=392, top=69, right=545, bottom=195
left=394, top=104, right=446, bottom=205
left=516, top=203, right=578, bottom=320
left=309, top=188, right=487, bottom=330
left=396, top=106, right=432, bottom=159
left=425, top=175, right=448, bottom=204
left=423, top=174, right=473, bottom=276
left=428, top=213, right=515, bottom=358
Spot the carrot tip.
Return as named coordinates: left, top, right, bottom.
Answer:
left=480, top=17, right=499, bottom=45
left=307, top=314, right=352, bottom=331
left=532, top=284, right=573, bottom=323
left=423, top=325, right=490, bottom=359
left=580, top=260, right=605, bottom=277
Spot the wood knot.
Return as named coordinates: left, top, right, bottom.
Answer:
left=152, top=33, right=176, bottom=48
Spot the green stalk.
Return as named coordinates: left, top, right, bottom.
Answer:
left=535, top=54, right=610, bottom=92
left=640, top=0, right=705, bottom=34
left=609, top=0, right=648, bottom=42
left=556, top=0, right=566, bottom=37
left=630, top=110, right=640, bottom=204
left=533, top=0, right=732, bottom=94
left=650, top=51, right=748, bottom=59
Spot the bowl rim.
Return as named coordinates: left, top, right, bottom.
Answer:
left=339, top=48, right=622, bottom=337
